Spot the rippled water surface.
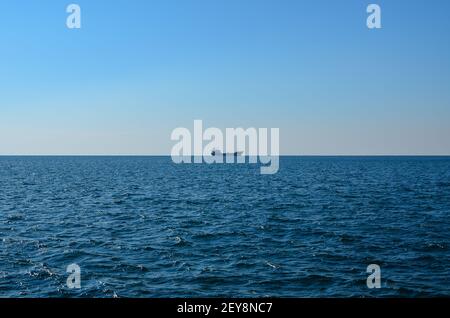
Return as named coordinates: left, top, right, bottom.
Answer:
left=0, top=156, right=449, bottom=297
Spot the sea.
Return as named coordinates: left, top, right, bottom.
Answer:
left=0, top=156, right=449, bottom=297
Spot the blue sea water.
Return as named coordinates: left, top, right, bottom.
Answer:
left=0, top=156, right=449, bottom=297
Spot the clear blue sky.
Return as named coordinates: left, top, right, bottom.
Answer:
left=1, top=0, right=449, bottom=155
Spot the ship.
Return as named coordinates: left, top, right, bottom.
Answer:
left=211, top=149, right=243, bottom=157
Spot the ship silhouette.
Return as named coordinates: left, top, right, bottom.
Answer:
left=211, top=149, right=243, bottom=157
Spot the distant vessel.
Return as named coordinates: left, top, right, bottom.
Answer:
left=211, top=150, right=243, bottom=157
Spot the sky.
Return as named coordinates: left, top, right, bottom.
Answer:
left=0, top=0, right=449, bottom=155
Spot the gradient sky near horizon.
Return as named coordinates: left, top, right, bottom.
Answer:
left=1, top=0, right=450, bottom=155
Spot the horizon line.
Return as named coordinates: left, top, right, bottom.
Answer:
left=1, top=154, right=450, bottom=157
